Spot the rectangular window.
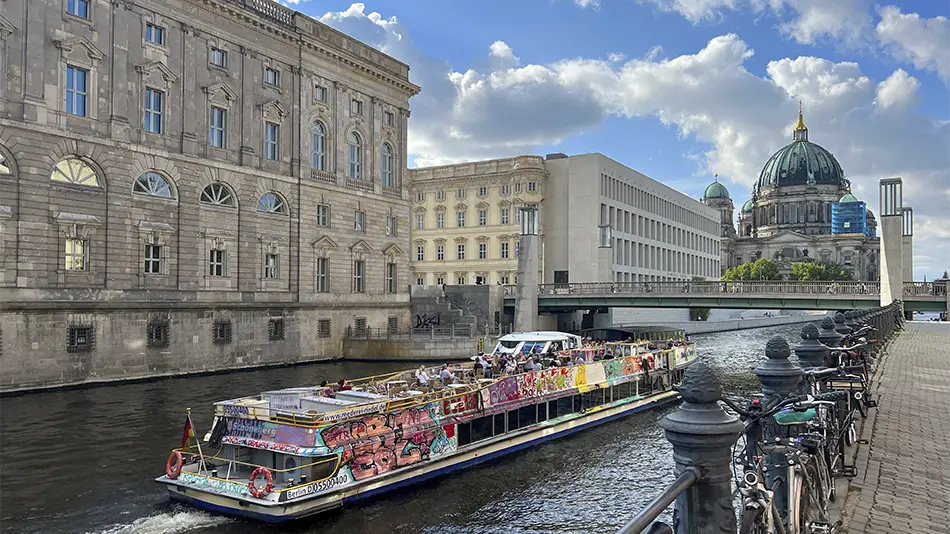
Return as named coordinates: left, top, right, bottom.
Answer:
left=144, top=244, right=162, bottom=274
left=528, top=182, right=537, bottom=192
left=457, top=274, right=466, bottom=285
left=264, top=253, right=279, bottom=279
left=264, top=121, right=279, bottom=160
left=354, top=317, right=368, bottom=335
left=67, top=0, right=89, bottom=18
left=456, top=244, right=465, bottom=260
left=350, top=99, right=363, bottom=115
left=315, top=257, right=329, bottom=292
left=436, top=212, right=445, bottom=229
left=457, top=211, right=465, bottom=227
left=144, top=87, right=164, bottom=134
left=386, top=215, right=397, bottom=236
left=478, top=243, right=487, bottom=260
left=65, top=65, right=88, bottom=117
left=316, top=204, right=330, bottom=227
left=516, top=209, right=522, bottom=224
left=499, top=273, right=510, bottom=285
left=500, top=241, right=509, bottom=259
left=354, top=211, right=365, bottom=233
left=145, top=23, right=165, bottom=45
left=66, top=325, right=94, bottom=353
left=416, top=246, right=425, bottom=262
left=385, top=263, right=397, bottom=294
left=437, top=245, right=445, bottom=261
left=209, top=106, right=226, bottom=148
left=416, top=192, right=425, bottom=203
left=383, top=111, right=394, bottom=126
left=314, top=85, right=328, bottom=102
left=317, top=319, right=332, bottom=339
left=500, top=208, right=509, bottom=225
left=264, top=67, right=280, bottom=86
left=210, top=47, right=227, bottom=68
left=515, top=242, right=520, bottom=259
left=456, top=188, right=466, bottom=200
left=478, top=209, right=487, bottom=226
left=500, top=184, right=510, bottom=195
left=208, top=249, right=225, bottom=277
left=478, top=186, right=488, bottom=197
left=268, top=318, right=285, bottom=341
left=146, top=320, right=170, bottom=348
left=65, top=238, right=87, bottom=271
left=416, top=275, right=425, bottom=286
left=353, top=260, right=365, bottom=292
left=416, top=213, right=425, bottom=230
left=515, top=183, right=522, bottom=193
left=212, top=321, right=232, bottom=345
left=436, top=190, right=445, bottom=201
left=436, top=275, right=445, bottom=286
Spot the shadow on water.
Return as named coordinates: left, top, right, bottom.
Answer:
left=0, top=323, right=807, bottom=534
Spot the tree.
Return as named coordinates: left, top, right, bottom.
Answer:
left=942, top=270, right=949, bottom=279
left=722, top=258, right=781, bottom=281
left=791, top=261, right=853, bottom=281
left=689, top=307, right=710, bottom=321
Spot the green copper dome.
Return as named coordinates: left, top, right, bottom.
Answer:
left=703, top=181, right=730, bottom=200
left=839, top=193, right=859, bottom=203
left=742, top=199, right=754, bottom=213
left=756, top=108, right=846, bottom=193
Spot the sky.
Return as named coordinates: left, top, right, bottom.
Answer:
left=285, top=0, right=948, bottom=281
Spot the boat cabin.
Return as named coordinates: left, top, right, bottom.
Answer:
left=490, top=331, right=583, bottom=357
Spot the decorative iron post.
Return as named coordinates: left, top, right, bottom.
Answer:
left=793, top=324, right=828, bottom=369
left=659, top=361, right=744, bottom=534
left=753, top=337, right=804, bottom=523
left=833, top=312, right=852, bottom=335
left=844, top=310, right=859, bottom=331
left=818, top=316, right=843, bottom=347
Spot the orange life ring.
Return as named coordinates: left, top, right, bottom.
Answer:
left=248, top=467, right=273, bottom=499
left=166, top=451, right=183, bottom=479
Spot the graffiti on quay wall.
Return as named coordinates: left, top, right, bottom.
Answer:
left=317, top=404, right=456, bottom=482
left=224, top=418, right=317, bottom=448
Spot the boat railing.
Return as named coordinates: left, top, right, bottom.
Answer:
left=173, top=445, right=341, bottom=494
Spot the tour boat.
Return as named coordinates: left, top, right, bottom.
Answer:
left=156, top=336, right=698, bottom=523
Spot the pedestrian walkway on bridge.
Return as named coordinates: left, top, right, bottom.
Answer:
left=843, top=322, right=950, bottom=534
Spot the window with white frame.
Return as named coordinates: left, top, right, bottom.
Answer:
left=456, top=188, right=466, bottom=200
left=456, top=274, right=466, bottom=285
left=133, top=172, right=175, bottom=199
left=145, top=23, right=165, bottom=45
left=515, top=183, right=522, bottom=193
left=528, top=182, right=537, bottom=192
left=478, top=209, right=487, bottom=226
left=500, top=207, right=509, bottom=225
left=264, top=67, right=280, bottom=87
left=415, top=192, right=425, bottom=203
left=352, top=260, right=365, bottom=292
left=264, top=121, right=279, bottom=160
left=311, top=122, right=326, bottom=171
left=380, top=143, right=394, bottom=187
left=264, top=253, right=279, bottom=279
left=386, top=215, right=396, bottom=236
left=257, top=192, right=286, bottom=214
left=416, top=245, right=425, bottom=261
left=515, top=242, right=520, bottom=258
left=436, top=212, right=445, bottom=229
left=354, top=210, right=365, bottom=232
left=456, top=243, right=465, bottom=260
left=383, top=111, right=394, bottom=126
left=416, top=275, right=425, bottom=286
left=456, top=211, right=465, bottom=228
left=314, top=85, right=328, bottom=103
left=316, top=204, right=330, bottom=227
left=347, top=132, right=362, bottom=178
left=209, top=106, right=226, bottom=148
left=516, top=209, right=522, bottom=224
left=500, top=273, right=510, bottom=285
left=144, top=243, right=162, bottom=274
left=65, top=238, right=87, bottom=271
left=200, top=183, right=235, bottom=207
left=65, top=65, right=88, bottom=117
left=208, top=248, right=226, bottom=276
left=478, top=243, right=487, bottom=259
left=478, top=186, right=488, bottom=197
left=436, top=275, right=445, bottom=286
left=500, top=184, right=510, bottom=195
left=416, top=213, right=425, bottom=230
left=67, top=0, right=90, bottom=18
left=385, top=262, right=396, bottom=294
left=315, top=257, right=329, bottom=292
left=436, top=190, right=445, bottom=201
left=500, top=241, right=509, bottom=259
left=436, top=244, right=445, bottom=261
left=210, top=47, right=227, bottom=68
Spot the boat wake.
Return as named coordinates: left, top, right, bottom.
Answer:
left=88, top=510, right=231, bottom=534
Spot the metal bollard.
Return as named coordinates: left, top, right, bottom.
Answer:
left=844, top=311, right=859, bottom=332
left=793, top=324, right=829, bottom=369
left=818, top=316, right=843, bottom=348
left=659, top=360, right=744, bottom=534
left=833, top=312, right=852, bottom=335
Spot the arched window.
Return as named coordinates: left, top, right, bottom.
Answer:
left=51, top=157, right=101, bottom=187
left=133, top=171, right=176, bottom=199
left=380, top=142, right=394, bottom=187
left=347, top=132, right=361, bottom=179
left=200, top=183, right=236, bottom=207
left=311, top=122, right=326, bottom=171
left=257, top=192, right=287, bottom=214
left=0, top=146, right=12, bottom=175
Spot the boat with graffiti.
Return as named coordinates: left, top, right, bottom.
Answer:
left=156, top=335, right=698, bottom=522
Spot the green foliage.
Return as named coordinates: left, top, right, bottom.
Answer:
left=721, top=258, right=781, bottom=281
left=790, top=261, right=853, bottom=281
left=942, top=270, right=949, bottom=279
left=689, top=307, right=711, bottom=321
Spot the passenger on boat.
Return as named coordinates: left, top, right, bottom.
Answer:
left=575, top=354, right=586, bottom=365
left=523, top=357, right=540, bottom=372
left=478, top=354, right=493, bottom=379
left=338, top=379, right=353, bottom=391
left=416, top=366, right=430, bottom=387
left=439, top=364, right=456, bottom=383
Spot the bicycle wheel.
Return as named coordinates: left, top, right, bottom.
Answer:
left=788, top=461, right=826, bottom=534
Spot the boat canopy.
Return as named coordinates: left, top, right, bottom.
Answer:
left=490, top=331, right=583, bottom=356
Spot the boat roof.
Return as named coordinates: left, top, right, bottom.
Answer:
left=498, top=331, right=580, bottom=342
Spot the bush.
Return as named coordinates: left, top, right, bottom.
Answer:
left=690, top=307, right=710, bottom=321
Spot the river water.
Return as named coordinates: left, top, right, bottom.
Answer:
left=0, top=323, right=807, bottom=534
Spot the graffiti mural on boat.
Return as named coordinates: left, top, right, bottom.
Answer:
left=224, top=418, right=317, bottom=447
left=316, top=404, right=457, bottom=482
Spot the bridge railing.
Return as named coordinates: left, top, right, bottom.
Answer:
left=502, top=281, right=882, bottom=297
left=903, top=281, right=947, bottom=297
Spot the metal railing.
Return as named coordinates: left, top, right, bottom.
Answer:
left=617, top=467, right=701, bottom=534
left=903, top=281, right=947, bottom=297
left=503, top=281, right=887, bottom=297
left=344, top=324, right=513, bottom=340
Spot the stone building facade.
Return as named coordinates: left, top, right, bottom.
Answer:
left=0, top=0, right=420, bottom=390
left=408, top=156, right=546, bottom=287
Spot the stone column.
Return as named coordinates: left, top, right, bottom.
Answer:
left=514, top=206, right=540, bottom=332
left=659, top=361, right=744, bottom=534
left=878, top=179, right=903, bottom=305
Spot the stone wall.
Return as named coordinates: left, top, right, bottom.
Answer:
left=444, top=285, right=491, bottom=326
left=342, top=337, right=481, bottom=362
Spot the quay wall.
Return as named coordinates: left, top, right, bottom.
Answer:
left=342, top=337, right=482, bottom=362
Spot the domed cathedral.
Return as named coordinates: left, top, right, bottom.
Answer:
left=703, top=104, right=880, bottom=281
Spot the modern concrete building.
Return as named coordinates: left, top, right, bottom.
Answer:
left=0, top=0, right=420, bottom=390
left=543, top=153, right=722, bottom=284
left=408, top=156, right=546, bottom=287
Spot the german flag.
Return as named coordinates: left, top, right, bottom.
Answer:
left=181, top=416, right=195, bottom=448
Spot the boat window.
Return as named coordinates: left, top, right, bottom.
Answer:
left=507, top=409, right=521, bottom=432
left=519, top=405, right=537, bottom=427
left=592, top=388, right=605, bottom=407
left=499, top=340, right=522, bottom=349
left=573, top=395, right=583, bottom=413
left=471, top=416, right=493, bottom=442
left=538, top=402, right=548, bottom=422
left=581, top=392, right=594, bottom=411
left=610, top=385, right=619, bottom=403
left=493, top=413, right=506, bottom=436
left=457, top=423, right=472, bottom=447
left=556, top=396, right=572, bottom=417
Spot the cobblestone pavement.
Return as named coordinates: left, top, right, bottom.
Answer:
left=845, top=322, right=950, bottom=534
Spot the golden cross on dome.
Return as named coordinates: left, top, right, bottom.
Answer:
left=793, top=100, right=808, bottom=141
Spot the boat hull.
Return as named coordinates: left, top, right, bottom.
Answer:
left=159, top=390, right=680, bottom=523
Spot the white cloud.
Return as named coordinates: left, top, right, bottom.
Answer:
left=319, top=3, right=950, bottom=278
left=608, top=52, right=627, bottom=63
left=644, top=46, right=664, bottom=61
left=876, top=6, right=950, bottom=82
left=488, top=41, right=520, bottom=69
left=574, top=0, right=601, bottom=8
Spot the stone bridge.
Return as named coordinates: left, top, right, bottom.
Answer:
left=502, top=281, right=948, bottom=313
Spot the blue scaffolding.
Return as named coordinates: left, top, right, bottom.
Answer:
left=832, top=200, right=871, bottom=236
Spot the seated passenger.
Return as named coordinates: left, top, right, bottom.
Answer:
left=416, top=366, right=430, bottom=387
left=439, top=363, right=456, bottom=384
left=338, top=379, right=353, bottom=391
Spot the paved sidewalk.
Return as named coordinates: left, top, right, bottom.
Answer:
left=844, top=322, right=950, bottom=534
